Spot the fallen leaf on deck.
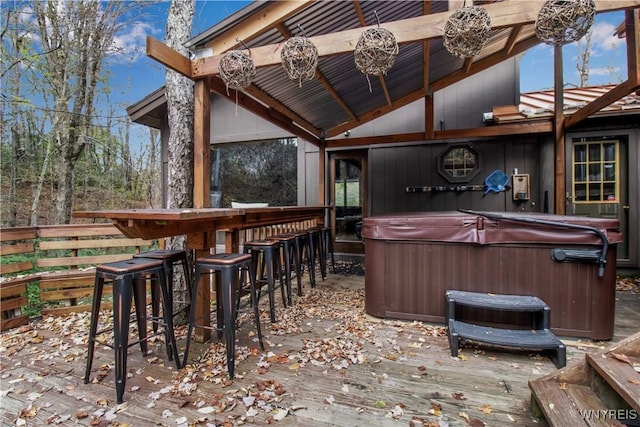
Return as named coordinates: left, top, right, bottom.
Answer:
left=478, top=404, right=493, bottom=414
left=273, top=408, right=288, bottom=420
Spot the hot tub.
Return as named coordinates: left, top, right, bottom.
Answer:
left=362, top=210, right=622, bottom=340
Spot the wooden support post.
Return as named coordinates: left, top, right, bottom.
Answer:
left=193, top=79, right=212, bottom=341
left=553, top=45, right=565, bottom=215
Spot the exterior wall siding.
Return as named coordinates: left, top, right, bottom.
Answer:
left=367, top=137, right=541, bottom=216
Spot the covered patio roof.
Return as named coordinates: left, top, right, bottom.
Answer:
left=143, top=0, right=639, bottom=147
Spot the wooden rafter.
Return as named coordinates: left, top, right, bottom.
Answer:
left=203, top=0, right=314, bottom=54
left=325, top=120, right=552, bottom=148
left=208, top=77, right=320, bottom=144
left=275, top=22, right=358, bottom=123
left=176, top=0, right=639, bottom=78
left=430, top=34, right=540, bottom=91
left=564, top=8, right=640, bottom=129
left=327, top=88, right=429, bottom=138
left=351, top=0, right=393, bottom=105
left=504, top=24, right=523, bottom=55
left=144, top=0, right=640, bottom=146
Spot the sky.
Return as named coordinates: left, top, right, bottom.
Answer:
left=105, top=1, right=629, bottom=144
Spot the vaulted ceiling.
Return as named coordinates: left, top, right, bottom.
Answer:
left=142, top=0, right=640, bottom=146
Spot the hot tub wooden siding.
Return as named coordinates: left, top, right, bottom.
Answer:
left=363, top=212, right=621, bottom=340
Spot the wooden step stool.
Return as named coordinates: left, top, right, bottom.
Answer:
left=445, top=290, right=566, bottom=368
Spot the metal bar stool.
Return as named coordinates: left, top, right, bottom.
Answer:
left=272, top=233, right=299, bottom=306
left=294, top=230, right=315, bottom=291
left=84, top=257, right=180, bottom=404
left=307, top=227, right=326, bottom=281
left=133, top=249, right=192, bottom=326
left=182, top=253, right=264, bottom=377
left=243, top=239, right=287, bottom=323
left=321, top=226, right=336, bottom=274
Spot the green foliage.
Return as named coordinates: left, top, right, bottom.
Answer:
left=216, top=138, right=298, bottom=207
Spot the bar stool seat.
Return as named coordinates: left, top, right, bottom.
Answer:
left=133, top=249, right=192, bottom=324
left=243, top=239, right=287, bottom=322
left=182, top=253, right=264, bottom=377
left=84, top=257, right=180, bottom=404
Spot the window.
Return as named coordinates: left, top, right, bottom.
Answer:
left=210, top=138, right=298, bottom=207
left=572, top=139, right=618, bottom=203
left=437, top=144, right=480, bottom=183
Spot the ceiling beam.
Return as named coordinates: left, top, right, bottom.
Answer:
left=326, top=88, right=429, bottom=138
left=147, top=36, right=191, bottom=77
left=564, top=80, right=639, bottom=128
left=242, top=84, right=320, bottom=138
left=204, top=0, right=315, bottom=54
left=209, top=77, right=321, bottom=145
left=351, top=0, right=393, bottom=105
left=275, top=22, right=358, bottom=122
left=186, top=0, right=639, bottom=78
left=325, top=120, right=552, bottom=148
left=430, top=34, right=541, bottom=91
left=564, top=8, right=639, bottom=129
left=504, top=24, right=523, bottom=55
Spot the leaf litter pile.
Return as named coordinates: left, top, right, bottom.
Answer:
left=3, top=269, right=636, bottom=426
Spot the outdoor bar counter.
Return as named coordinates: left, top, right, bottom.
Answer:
left=362, top=210, right=622, bottom=340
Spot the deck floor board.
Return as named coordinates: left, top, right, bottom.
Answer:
left=1, top=272, right=638, bottom=426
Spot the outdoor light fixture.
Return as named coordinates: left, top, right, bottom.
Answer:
left=219, top=47, right=256, bottom=93
left=535, top=0, right=596, bottom=45
left=354, top=11, right=398, bottom=91
left=443, top=5, right=492, bottom=59
left=281, top=35, right=319, bottom=87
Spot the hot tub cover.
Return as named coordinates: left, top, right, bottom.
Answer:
left=361, top=210, right=622, bottom=246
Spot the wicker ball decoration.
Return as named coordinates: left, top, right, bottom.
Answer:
left=219, top=49, right=256, bottom=91
left=535, top=0, right=595, bottom=46
left=354, top=27, right=398, bottom=76
left=281, top=36, right=319, bottom=86
left=443, top=6, right=492, bottom=59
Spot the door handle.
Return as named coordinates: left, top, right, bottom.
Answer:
left=623, top=205, right=630, bottom=211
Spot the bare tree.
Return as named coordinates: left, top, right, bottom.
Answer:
left=27, top=1, right=131, bottom=224
left=165, top=0, right=195, bottom=214
left=164, top=0, right=195, bottom=321
left=576, top=29, right=592, bottom=87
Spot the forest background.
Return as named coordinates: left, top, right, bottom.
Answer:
left=0, top=1, right=625, bottom=227
left=0, top=1, right=296, bottom=228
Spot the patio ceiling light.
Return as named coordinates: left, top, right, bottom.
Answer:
left=281, top=36, right=318, bottom=87
left=443, top=5, right=492, bottom=59
left=354, top=25, right=398, bottom=91
left=219, top=48, right=256, bottom=93
left=535, top=0, right=596, bottom=46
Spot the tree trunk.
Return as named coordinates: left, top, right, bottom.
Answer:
left=165, top=0, right=195, bottom=322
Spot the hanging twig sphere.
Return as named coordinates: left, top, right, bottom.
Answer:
left=219, top=50, right=256, bottom=91
left=443, top=6, right=492, bottom=59
left=281, top=36, right=318, bottom=86
left=535, top=0, right=596, bottom=46
left=354, top=27, right=398, bottom=76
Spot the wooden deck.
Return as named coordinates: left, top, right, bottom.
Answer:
left=1, top=269, right=638, bottom=426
